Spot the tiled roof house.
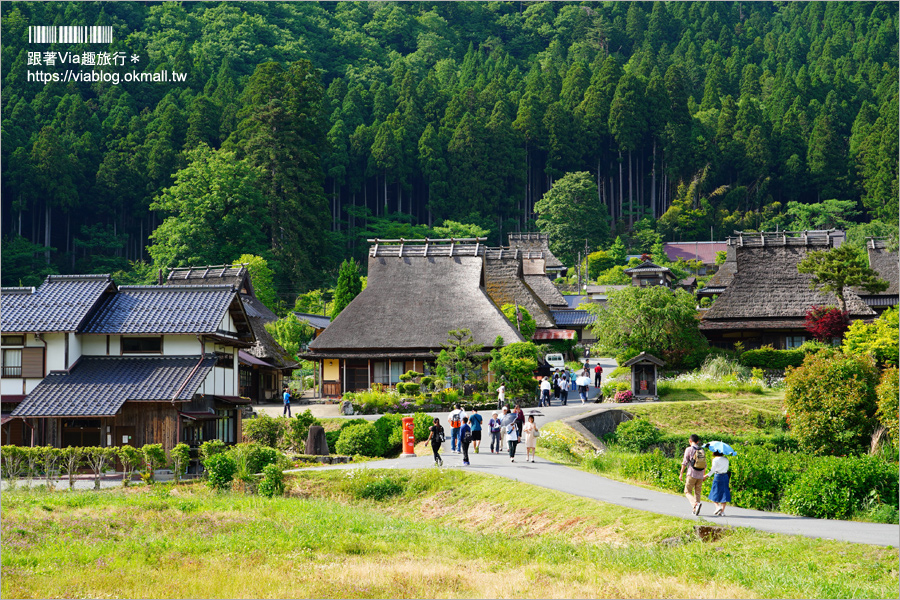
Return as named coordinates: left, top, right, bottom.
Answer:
left=2, top=276, right=253, bottom=451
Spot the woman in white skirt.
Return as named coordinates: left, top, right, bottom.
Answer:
left=522, top=415, right=539, bottom=462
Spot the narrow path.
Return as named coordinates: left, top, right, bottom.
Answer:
left=288, top=357, right=899, bottom=548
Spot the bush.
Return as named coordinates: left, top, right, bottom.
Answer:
left=141, top=444, right=167, bottom=482
left=231, top=442, right=279, bottom=475
left=618, top=449, right=683, bottom=493
left=700, top=355, right=751, bottom=380
left=243, top=413, right=285, bottom=448
left=204, top=453, right=237, bottom=491
left=728, top=447, right=813, bottom=511
left=373, top=414, right=404, bottom=456
left=601, top=380, right=629, bottom=399
left=876, top=366, right=899, bottom=441
left=258, top=463, right=285, bottom=498
left=199, top=439, right=227, bottom=460
left=356, top=476, right=405, bottom=501
left=613, top=418, right=662, bottom=452
left=843, top=307, right=899, bottom=366
left=779, top=455, right=899, bottom=519
left=325, top=430, right=341, bottom=452
left=287, top=410, right=321, bottom=451
left=784, top=352, right=879, bottom=455
left=169, top=443, right=191, bottom=482
left=413, top=412, right=434, bottom=443
left=117, top=446, right=142, bottom=486
left=740, top=347, right=805, bottom=369
left=612, top=390, right=633, bottom=403
left=615, top=347, right=641, bottom=366
left=335, top=423, right=384, bottom=457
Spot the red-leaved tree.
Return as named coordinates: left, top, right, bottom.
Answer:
left=804, top=305, right=850, bottom=342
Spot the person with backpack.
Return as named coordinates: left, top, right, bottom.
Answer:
left=425, top=417, right=445, bottom=467
left=488, top=412, right=502, bottom=454
left=679, top=434, right=707, bottom=515
left=705, top=450, right=731, bottom=516
left=448, top=404, right=465, bottom=453
left=468, top=408, right=483, bottom=453
left=459, top=416, right=472, bottom=466
left=514, top=404, right=525, bottom=439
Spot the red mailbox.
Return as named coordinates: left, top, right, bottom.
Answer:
left=402, top=416, right=415, bottom=456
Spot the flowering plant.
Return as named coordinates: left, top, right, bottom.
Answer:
left=613, top=389, right=634, bottom=403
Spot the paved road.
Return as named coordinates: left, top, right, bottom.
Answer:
left=286, top=357, right=900, bottom=548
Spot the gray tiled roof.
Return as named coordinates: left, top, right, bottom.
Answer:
left=11, top=355, right=216, bottom=418
left=624, top=260, right=671, bottom=274
left=294, top=313, right=332, bottom=330
left=550, top=310, right=596, bottom=326
left=81, top=285, right=238, bottom=334
left=1, top=275, right=114, bottom=333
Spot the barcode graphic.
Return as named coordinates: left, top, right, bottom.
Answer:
left=28, top=26, right=113, bottom=44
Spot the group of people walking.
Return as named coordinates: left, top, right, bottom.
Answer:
left=426, top=403, right=540, bottom=465
left=679, top=434, right=731, bottom=517
left=539, top=363, right=602, bottom=406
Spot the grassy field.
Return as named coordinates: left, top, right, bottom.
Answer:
left=2, top=471, right=897, bottom=599
left=623, top=393, right=786, bottom=434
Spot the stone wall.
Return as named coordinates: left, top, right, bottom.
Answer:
left=563, top=406, right=634, bottom=451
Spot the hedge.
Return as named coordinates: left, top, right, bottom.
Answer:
left=740, top=348, right=805, bottom=369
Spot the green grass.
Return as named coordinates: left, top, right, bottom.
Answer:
left=624, top=394, right=787, bottom=434
left=2, top=473, right=897, bottom=599
left=657, top=379, right=771, bottom=401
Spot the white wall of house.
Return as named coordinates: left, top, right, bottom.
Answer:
left=82, top=335, right=106, bottom=356
left=2, top=333, right=57, bottom=395
left=68, top=332, right=81, bottom=367
left=162, top=336, right=202, bottom=356
left=44, top=332, right=66, bottom=371
left=219, top=312, right=237, bottom=334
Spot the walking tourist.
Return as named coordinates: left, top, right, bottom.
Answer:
left=282, top=387, right=292, bottom=417
left=523, top=415, right=539, bottom=462
left=469, top=408, right=483, bottom=453
left=497, top=383, right=506, bottom=410
left=448, top=404, right=464, bottom=453
left=593, top=363, right=603, bottom=388
left=489, top=412, right=502, bottom=453
left=679, top=434, right=707, bottom=515
left=514, top=404, right=525, bottom=439
left=553, top=371, right=561, bottom=401
left=560, top=371, right=569, bottom=406
left=499, top=406, right=511, bottom=448
left=506, top=421, right=519, bottom=462
left=459, top=416, right=472, bottom=465
left=705, top=451, right=731, bottom=516
left=426, top=418, right=445, bottom=466
left=540, top=377, right=551, bottom=407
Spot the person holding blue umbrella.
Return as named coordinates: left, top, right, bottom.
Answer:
left=704, top=441, right=735, bottom=516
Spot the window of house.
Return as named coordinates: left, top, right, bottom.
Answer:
left=121, top=337, right=162, bottom=354
left=216, top=410, right=235, bottom=444
left=1, top=336, right=24, bottom=346
left=2, top=349, right=22, bottom=378
left=216, top=351, right=233, bottom=369
left=239, top=369, right=252, bottom=388
left=373, top=361, right=403, bottom=385
left=785, top=335, right=805, bottom=349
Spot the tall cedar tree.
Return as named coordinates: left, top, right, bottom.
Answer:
left=534, top=171, right=610, bottom=265
left=331, top=258, right=362, bottom=321
left=224, top=61, right=333, bottom=290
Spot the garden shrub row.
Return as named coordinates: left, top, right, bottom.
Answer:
left=739, top=348, right=805, bottom=369
left=333, top=412, right=435, bottom=458
left=586, top=444, right=898, bottom=521
left=242, top=410, right=320, bottom=451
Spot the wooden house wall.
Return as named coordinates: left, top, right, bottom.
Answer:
left=114, top=402, right=179, bottom=452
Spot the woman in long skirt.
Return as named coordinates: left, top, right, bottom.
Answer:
left=705, top=451, right=731, bottom=516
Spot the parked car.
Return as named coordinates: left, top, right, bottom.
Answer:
left=544, top=353, right=565, bottom=370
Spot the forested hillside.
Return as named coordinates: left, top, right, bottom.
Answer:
left=2, top=2, right=897, bottom=300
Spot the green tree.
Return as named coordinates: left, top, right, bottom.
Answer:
left=584, top=286, right=707, bottom=366
left=797, top=245, right=889, bottom=312
left=148, top=144, right=270, bottom=269
left=331, top=258, right=362, bottom=320
left=430, top=220, right=490, bottom=239
left=843, top=307, right=899, bottom=367
left=783, top=352, right=879, bottom=456
left=234, top=254, right=283, bottom=315
left=265, top=315, right=314, bottom=360
left=500, top=304, right=537, bottom=340
left=534, top=172, right=610, bottom=265
left=434, top=329, right=484, bottom=389
left=785, top=200, right=859, bottom=231
left=492, top=341, right=541, bottom=400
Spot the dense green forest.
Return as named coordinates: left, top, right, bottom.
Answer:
left=2, top=1, right=897, bottom=301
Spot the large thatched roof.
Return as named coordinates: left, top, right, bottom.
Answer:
left=307, top=254, right=524, bottom=356
left=865, top=239, right=898, bottom=295
left=524, top=274, right=568, bottom=308
left=483, top=250, right=555, bottom=328
left=701, top=234, right=874, bottom=330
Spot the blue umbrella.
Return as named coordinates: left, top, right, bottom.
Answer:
left=704, top=441, right=737, bottom=456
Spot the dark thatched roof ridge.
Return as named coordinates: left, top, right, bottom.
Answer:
left=509, top=233, right=564, bottom=269
left=309, top=255, right=524, bottom=352
left=483, top=255, right=555, bottom=328
left=702, top=243, right=874, bottom=325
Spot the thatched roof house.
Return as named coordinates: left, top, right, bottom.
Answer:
left=483, top=248, right=555, bottom=328
left=700, top=231, right=875, bottom=349
left=697, top=244, right=737, bottom=298
left=522, top=256, right=568, bottom=308
left=509, top=233, right=566, bottom=276
left=855, top=238, right=898, bottom=312
left=304, top=240, right=525, bottom=396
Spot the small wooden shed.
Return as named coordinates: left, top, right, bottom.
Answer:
left=622, top=352, right=666, bottom=400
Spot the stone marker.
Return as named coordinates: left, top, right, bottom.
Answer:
left=305, top=425, right=330, bottom=455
